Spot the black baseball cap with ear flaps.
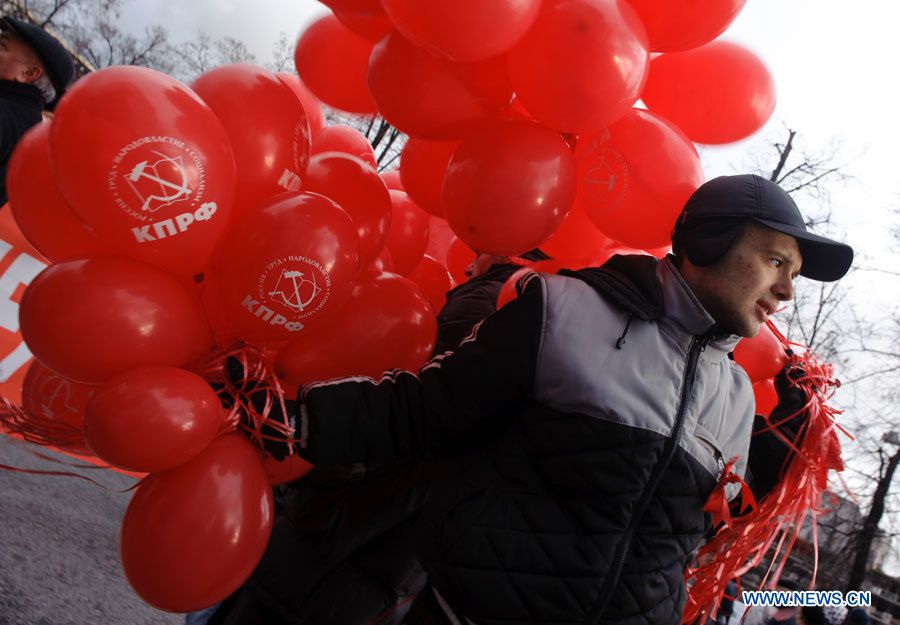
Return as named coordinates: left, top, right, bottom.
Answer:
left=673, top=174, right=854, bottom=282
left=1, top=16, right=75, bottom=106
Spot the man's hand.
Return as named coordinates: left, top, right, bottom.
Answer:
left=223, top=356, right=298, bottom=461
left=747, top=360, right=809, bottom=500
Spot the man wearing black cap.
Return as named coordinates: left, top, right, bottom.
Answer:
left=235, top=174, right=852, bottom=625
left=0, top=16, right=75, bottom=205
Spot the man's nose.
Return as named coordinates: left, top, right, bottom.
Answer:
left=773, top=275, right=794, bottom=301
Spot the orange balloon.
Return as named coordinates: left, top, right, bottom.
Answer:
left=191, top=65, right=311, bottom=216
left=7, top=123, right=103, bottom=262
left=276, top=271, right=436, bottom=387
left=642, top=41, right=776, bottom=145
left=120, top=434, right=273, bottom=612
left=443, top=120, right=576, bottom=256
left=50, top=66, right=236, bottom=276
left=84, top=367, right=223, bottom=472
left=294, top=15, right=376, bottom=114
left=20, top=257, right=213, bottom=384
left=575, top=108, right=704, bottom=249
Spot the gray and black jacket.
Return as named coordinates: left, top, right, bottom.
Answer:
left=296, top=255, right=760, bottom=625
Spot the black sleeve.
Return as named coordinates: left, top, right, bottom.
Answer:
left=745, top=379, right=808, bottom=501
left=297, top=275, right=545, bottom=465
left=433, top=283, right=500, bottom=354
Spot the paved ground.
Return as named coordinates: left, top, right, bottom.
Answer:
left=0, top=435, right=184, bottom=625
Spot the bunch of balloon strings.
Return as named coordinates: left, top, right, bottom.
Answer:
left=681, top=321, right=852, bottom=625
left=0, top=344, right=300, bottom=479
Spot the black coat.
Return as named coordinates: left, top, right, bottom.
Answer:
left=0, top=81, right=43, bottom=206
left=297, top=256, right=798, bottom=625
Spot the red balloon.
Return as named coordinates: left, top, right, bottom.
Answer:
left=294, top=15, right=376, bottom=114
left=369, top=245, right=395, bottom=275
left=445, top=236, right=476, bottom=285
left=332, top=10, right=393, bottom=41
left=541, top=201, right=616, bottom=267
left=311, top=125, right=377, bottom=169
left=263, top=453, right=314, bottom=486
left=625, top=0, right=747, bottom=52
left=120, top=434, right=273, bottom=612
left=84, top=367, right=223, bottom=472
left=407, top=254, right=452, bottom=312
left=380, top=169, right=404, bottom=190
left=575, top=108, right=704, bottom=249
left=50, top=66, right=236, bottom=276
left=368, top=31, right=514, bottom=140
left=385, top=190, right=430, bottom=276
left=7, top=123, right=102, bottom=262
left=302, top=152, right=391, bottom=267
left=733, top=323, right=789, bottom=383
left=191, top=65, right=311, bottom=216
left=400, top=138, right=461, bottom=217
left=276, top=271, right=436, bottom=386
left=277, top=72, right=325, bottom=136
left=642, top=41, right=776, bottom=144
left=507, top=0, right=649, bottom=133
left=380, top=0, right=542, bottom=62
left=443, top=120, right=576, bottom=256
left=20, top=258, right=213, bottom=384
left=22, top=361, right=95, bottom=441
left=496, top=260, right=569, bottom=309
left=752, top=379, right=778, bottom=417
left=425, top=216, right=455, bottom=265
left=211, top=192, right=360, bottom=342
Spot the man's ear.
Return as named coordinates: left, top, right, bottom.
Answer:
left=20, top=63, right=44, bottom=84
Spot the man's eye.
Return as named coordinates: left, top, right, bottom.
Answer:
left=770, top=258, right=783, bottom=268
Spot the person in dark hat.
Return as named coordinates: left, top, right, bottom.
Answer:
left=0, top=15, right=75, bottom=205
left=232, top=174, right=853, bottom=625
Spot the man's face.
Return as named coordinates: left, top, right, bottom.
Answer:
left=0, top=29, right=41, bottom=83
left=465, top=253, right=509, bottom=279
left=681, top=222, right=802, bottom=338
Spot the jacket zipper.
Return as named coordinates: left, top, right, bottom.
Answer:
left=583, top=335, right=709, bottom=625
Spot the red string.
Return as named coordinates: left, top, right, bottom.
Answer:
left=681, top=321, right=850, bottom=624
left=194, top=344, right=299, bottom=458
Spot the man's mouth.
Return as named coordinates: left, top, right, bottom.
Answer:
left=756, top=300, right=775, bottom=317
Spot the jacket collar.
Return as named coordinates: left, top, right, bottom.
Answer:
left=657, top=257, right=741, bottom=355
left=0, top=80, right=44, bottom=107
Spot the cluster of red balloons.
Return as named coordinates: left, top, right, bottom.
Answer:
left=294, top=0, right=775, bottom=263
left=6, top=60, right=447, bottom=613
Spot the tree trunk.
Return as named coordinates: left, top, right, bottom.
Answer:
left=845, top=445, right=900, bottom=591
